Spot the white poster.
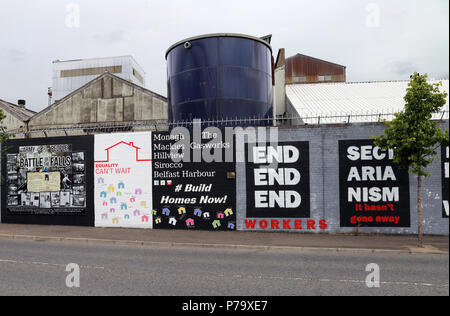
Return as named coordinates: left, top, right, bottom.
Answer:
left=94, top=132, right=153, bottom=228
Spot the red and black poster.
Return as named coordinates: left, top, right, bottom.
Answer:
left=245, top=142, right=310, bottom=218
left=1, top=136, right=94, bottom=226
left=152, top=130, right=236, bottom=230
left=339, top=140, right=410, bottom=227
left=442, top=146, right=449, bottom=218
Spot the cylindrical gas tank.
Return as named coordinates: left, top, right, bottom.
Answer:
left=166, top=33, right=273, bottom=126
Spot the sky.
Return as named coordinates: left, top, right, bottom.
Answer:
left=0, top=0, right=449, bottom=112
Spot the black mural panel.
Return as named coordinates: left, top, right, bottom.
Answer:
left=443, top=146, right=449, bottom=218
left=339, top=140, right=410, bottom=228
left=245, top=142, right=310, bottom=218
left=152, top=131, right=236, bottom=230
left=1, top=136, right=95, bottom=226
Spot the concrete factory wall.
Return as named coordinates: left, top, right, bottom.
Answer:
left=27, top=72, right=167, bottom=130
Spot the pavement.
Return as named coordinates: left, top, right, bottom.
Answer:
left=0, top=223, right=448, bottom=254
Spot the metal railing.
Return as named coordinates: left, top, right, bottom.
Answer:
left=2, top=110, right=448, bottom=138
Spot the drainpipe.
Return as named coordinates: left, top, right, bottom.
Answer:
left=25, top=119, right=30, bottom=139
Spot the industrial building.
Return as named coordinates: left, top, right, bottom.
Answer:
left=274, top=48, right=347, bottom=119
left=283, top=79, right=449, bottom=125
left=0, top=99, right=35, bottom=133
left=51, top=55, right=146, bottom=102
left=273, top=48, right=448, bottom=124
left=26, top=72, right=167, bottom=136
left=0, top=33, right=448, bottom=136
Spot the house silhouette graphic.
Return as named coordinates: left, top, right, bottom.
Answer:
left=95, top=141, right=152, bottom=163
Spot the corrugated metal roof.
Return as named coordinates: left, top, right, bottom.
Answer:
left=0, top=98, right=36, bottom=121
left=286, top=79, right=449, bottom=124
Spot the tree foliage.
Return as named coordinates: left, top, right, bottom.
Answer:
left=0, top=109, right=11, bottom=143
left=373, top=73, right=449, bottom=177
left=0, top=108, right=13, bottom=184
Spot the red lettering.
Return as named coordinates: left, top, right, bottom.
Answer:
left=307, top=220, right=316, bottom=230
left=245, top=219, right=257, bottom=229
left=294, top=220, right=302, bottom=230
left=259, top=220, right=268, bottom=229
left=283, top=220, right=291, bottom=230
left=271, top=220, right=280, bottom=230
left=319, top=220, right=328, bottom=230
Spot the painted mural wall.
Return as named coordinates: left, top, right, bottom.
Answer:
left=152, top=131, right=236, bottom=231
left=236, top=123, right=449, bottom=235
left=94, top=132, right=153, bottom=228
left=1, top=136, right=94, bottom=226
left=443, top=145, right=449, bottom=218
left=338, top=139, right=411, bottom=228
left=1, top=122, right=448, bottom=235
left=243, top=141, right=316, bottom=231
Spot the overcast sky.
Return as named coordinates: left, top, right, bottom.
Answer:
left=0, top=0, right=448, bottom=112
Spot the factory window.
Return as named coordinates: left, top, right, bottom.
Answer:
left=293, top=76, right=307, bottom=83
left=133, top=68, right=144, bottom=84
left=318, top=75, right=333, bottom=82
left=60, top=66, right=122, bottom=78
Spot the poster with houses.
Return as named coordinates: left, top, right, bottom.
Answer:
left=152, top=131, right=236, bottom=231
left=94, top=132, right=153, bottom=228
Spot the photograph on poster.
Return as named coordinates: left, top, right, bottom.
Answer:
left=73, top=163, right=85, bottom=172
left=73, top=195, right=86, bottom=207
left=20, top=193, right=31, bottom=206
left=72, top=152, right=85, bottom=163
left=7, top=195, right=19, bottom=206
left=51, top=192, right=61, bottom=207
left=7, top=163, right=18, bottom=174
left=7, top=154, right=17, bottom=164
left=3, top=143, right=87, bottom=216
left=73, top=185, right=85, bottom=195
left=39, top=192, right=52, bottom=209
left=60, top=191, right=71, bottom=207
left=73, top=174, right=85, bottom=184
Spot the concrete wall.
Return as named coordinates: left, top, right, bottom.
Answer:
left=1, top=112, right=25, bottom=132
left=236, top=122, right=449, bottom=235
left=28, top=74, right=168, bottom=129
left=274, top=66, right=286, bottom=117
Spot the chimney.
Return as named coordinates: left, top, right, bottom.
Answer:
left=17, top=99, right=26, bottom=109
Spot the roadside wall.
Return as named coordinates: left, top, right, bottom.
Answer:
left=236, top=122, right=449, bottom=235
left=1, top=121, right=448, bottom=235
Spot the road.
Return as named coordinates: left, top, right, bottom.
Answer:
left=0, top=239, right=448, bottom=296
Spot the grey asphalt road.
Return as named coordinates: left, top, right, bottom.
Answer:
left=0, top=239, right=448, bottom=296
